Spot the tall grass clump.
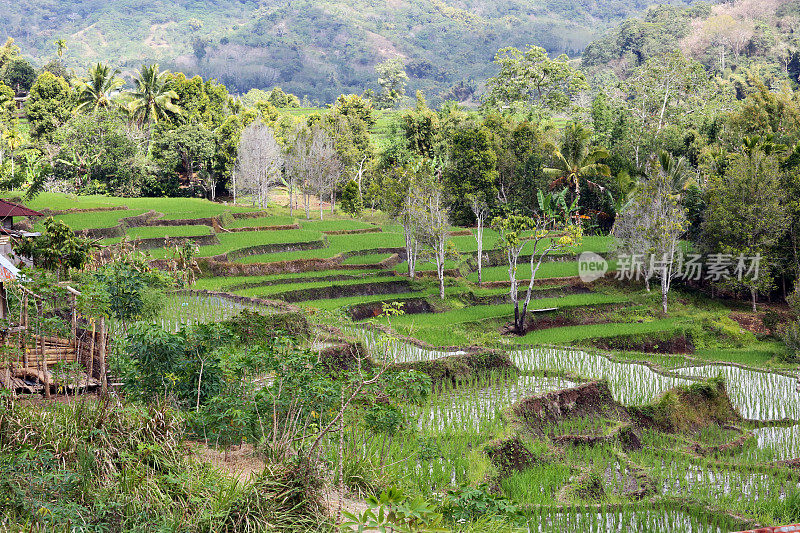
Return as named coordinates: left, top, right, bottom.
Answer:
left=0, top=394, right=329, bottom=532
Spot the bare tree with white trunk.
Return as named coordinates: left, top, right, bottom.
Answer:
left=417, top=184, right=453, bottom=299
left=287, top=126, right=343, bottom=220
left=467, top=192, right=491, bottom=287
left=312, top=128, right=344, bottom=219
left=234, top=122, right=283, bottom=208
left=286, top=125, right=313, bottom=218
left=613, top=152, right=687, bottom=313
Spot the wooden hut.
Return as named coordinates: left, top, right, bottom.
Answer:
left=0, top=198, right=42, bottom=230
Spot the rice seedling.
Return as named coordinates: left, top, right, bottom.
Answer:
left=238, top=231, right=407, bottom=263
left=233, top=275, right=407, bottom=299
left=350, top=328, right=468, bottom=363
left=746, top=424, right=800, bottom=461
left=408, top=374, right=576, bottom=432
left=224, top=214, right=297, bottom=228
left=108, top=293, right=275, bottom=336
left=341, top=253, right=395, bottom=265
left=377, top=293, right=629, bottom=330
left=299, top=219, right=378, bottom=232
left=194, top=269, right=388, bottom=291
left=675, top=365, right=800, bottom=421
left=524, top=507, right=737, bottom=533
left=511, top=347, right=693, bottom=405
left=149, top=229, right=323, bottom=259
left=501, top=464, right=573, bottom=505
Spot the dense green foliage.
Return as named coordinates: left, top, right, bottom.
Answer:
left=4, top=0, right=700, bottom=102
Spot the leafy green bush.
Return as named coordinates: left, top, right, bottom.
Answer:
left=762, top=309, right=784, bottom=336
left=778, top=321, right=800, bottom=363
left=439, top=484, right=519, bottom=523
left=342, top=487, right=445, bottom=532
left=384, top=370, right=432, bottom=403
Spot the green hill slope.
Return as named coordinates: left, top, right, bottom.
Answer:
left=582, top=0, right=800, bottom=87
left=3, top=0, right=698, bottom=101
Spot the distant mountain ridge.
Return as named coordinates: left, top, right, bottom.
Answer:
left=3, top=0, right=700, bottom=102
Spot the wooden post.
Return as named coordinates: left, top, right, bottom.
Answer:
left=3, top=331, right=10, bottom=394
left=20, top=293, right=27, bottom=368
left=99, top=317, right=107, bottom=395
left=86, top=319, right=96, bottom=391
left=37, top=301, right=50, bottom=398
left=0, top=282, right=7, bottom=320
left=70, top=295, right=77, bottom=352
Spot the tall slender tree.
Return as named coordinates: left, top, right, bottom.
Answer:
left=75, top=63, right=124, bottom=113
left=126, top=64, right=182, bottom=145
left=54, top=39, right=67, bottom=63
left=543, top=122, right=611, bottom=212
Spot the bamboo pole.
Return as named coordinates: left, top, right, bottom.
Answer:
left=86, top=320, right=96, bottom=391
left=99, top=317, right=107, bottom=395
left=36, top=301, right=50, bottom=399
left=0, top=282, right=7, bottom=320
left=3, top=332, right=11, bottom=394
left=20, top=293, right=27, bottom=368
left=70, top=294, right=77, bottom=352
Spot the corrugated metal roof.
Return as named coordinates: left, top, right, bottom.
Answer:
left=0, top=199, right=43, bottom=218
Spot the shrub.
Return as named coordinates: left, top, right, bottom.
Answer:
left=762, top=309, right=784, bottom=335
left=0, top=397, right=328, bottom=530
left=342, top=488, right=444, bottom=531
left=340, top=180, right=363, bottom=216
left=778, top=321, right=800, bottom=362
left=384, top=369, right=431, bottom=403
left=439, top=484, right=519, bottom=523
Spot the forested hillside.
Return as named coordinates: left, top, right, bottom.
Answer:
left=583, top=0, right=800, bottom=89
left=3, top=0, right=698, bottom=101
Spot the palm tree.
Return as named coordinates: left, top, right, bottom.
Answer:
left=126, top=64, right=182, bottom=140
left=656, top=150, right=691, bottom=196
left=54, top=39, right=67, bottom=62
left=75, top=63, right=124, bottom=113
left=543, top=122, right=611, bottom=212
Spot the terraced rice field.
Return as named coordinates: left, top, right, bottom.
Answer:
left=17, top=192, right=800, bottom=530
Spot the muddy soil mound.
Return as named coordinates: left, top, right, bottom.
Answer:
left=317, top=341, right=372, bottom=373
left=512, top=379, right=740, bottom=437
left=631, top=378, right=742, bottom=433
left=512, top=381, right=626, bottom=429
left=483, top=435, right=541, bottom=476
left=392, top=350, right=516, bottom=388
left=348, top=298, right=434, bottom=321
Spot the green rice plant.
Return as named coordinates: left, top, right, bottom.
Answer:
left=194, top=269, right=386, bottom=291
left=675, top=364, right=800, bottom=421
left=465, top=259, right=617, bottom=283
left=341, top=253, right=394, bottom=265
left=237, top=231, right=406, bottom=263
left=149, top=229, right=323, bottom=259
left=501, top=464, right=573, bottom=505
left=407, top=374, right=576, bottom=432
left=233, top=275, right=407, bottom=299
left=513, top=318, right=684, bottom=346
left=299, top=219, right=378, bottom=232
left=103, top=224, right=215, bottom=244
left=523, top=506, right=737, bottom=532
left=115, top=293, right=275, bottom=336
left=378, top=293, right=628, bottom=329
left=34, top=209, right=148, bottom=231
left=224, top=214, right=297, bottom=228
